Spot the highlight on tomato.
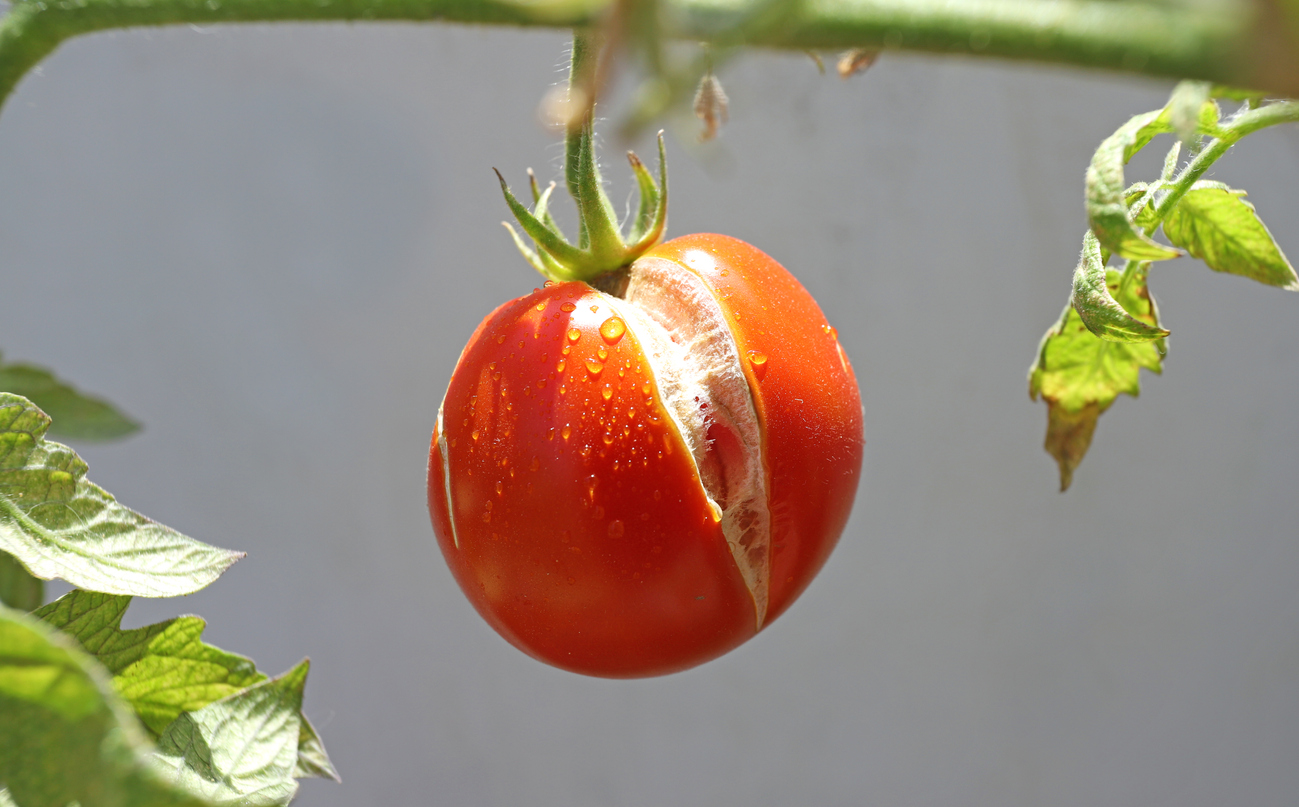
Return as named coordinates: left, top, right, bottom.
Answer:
left=427, top=130, right=864, bottom=678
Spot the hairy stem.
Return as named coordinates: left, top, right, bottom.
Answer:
left=0, top=0, right=1286, bottom=118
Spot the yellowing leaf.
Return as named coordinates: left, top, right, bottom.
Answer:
left=1029, top=264, right=1164, bottom=490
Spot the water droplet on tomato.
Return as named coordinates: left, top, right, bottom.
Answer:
left=567, top=328, right=581, bottom=343
left=602, top=385, right=613, bottom=401
left=746, top=350, right=769, bottom=380
left=602, top=431, right=615, bottom=446
left=561, top=425, right=572, bottom=440
left=641, top=381, right=651, bottom=395
left=557, top=359, right=566, bottom=372
left=599, top=317, right=626, bottom=344
left=597, top=345, right=608, bottom=361
left=590, top=304, right=600, bottom=313
left=608, top=520, right=625, bottom=538
left=471, top=430, right=480, bottom=442
left=585, top=357, right=603, bottom=375
left=535, top=301, right=547, bottom=311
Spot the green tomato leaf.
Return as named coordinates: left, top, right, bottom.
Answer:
left=31, top=589, right=339, bottom=782
left=147, top=661, right=313, bottom=807
left=1086, top=109, right=1183, bottom=262
left=0, top=353, right=140, bottom=442
left=1162, top=184, right=1299, bottom=290
left=0, top=393, right=243, bottom=598
left=1071, top=231, right=1170, bottom=343
left=32, top=590, right=264, bottom=736
left=1030, top=262, right=1165, bottom=490
left=294, top=717, right=340, bottom=781
left=0, top=606, right=212, bottom=807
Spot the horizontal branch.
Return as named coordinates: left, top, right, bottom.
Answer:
left=0, top=0, right=1293, bottom=117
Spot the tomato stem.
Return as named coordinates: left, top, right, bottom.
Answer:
left=495, top=29, right=669, bottom=284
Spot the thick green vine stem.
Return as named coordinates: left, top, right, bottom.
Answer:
left=496, top=30, right=668, bottom=283
left=1, top=0, right=1296, bottom=122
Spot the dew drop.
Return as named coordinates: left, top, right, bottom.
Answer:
left=471, top=430, right=480, bottom=442
left=607, top=520, right=625, bottom=538
left=561, top=345, right=571, bottom=356
left=557, top=359, right=566, bottom=373
left=627, top=407, right=636, bottom=419
left=544, top=280, right=555, bottom=287
left=599, top=317, right=626, bottom=344
left=590, top=304, right=599, bottom=313
left=585, top=357, right=604, bottom=375
left=482, top=512, right=492, bottom=523
left=561, top=302, right=576, bottom=312
left=602, top=431, right=615, bottom=446
left=597, top=345, right=608, bottom=361
left=602, top=385, right=613, bottom=401
left=495, top=481, right=503, bottom=495
left=566, top=328, right=582, bottom=343
left=489, top=361, right=497, bottom=370
left=561, top=425, right=572, bottom=440
left=746, top=350, right=769, bottom=380
left=535, top=301, right=547, bottom=312
left=559, top=384, right=567, bottom=395
left=641, top=381, right=651, bottom=395
left=495, top=334, right=506, bottom=344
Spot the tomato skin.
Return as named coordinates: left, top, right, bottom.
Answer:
left=429, top=236, right=862, bottom=678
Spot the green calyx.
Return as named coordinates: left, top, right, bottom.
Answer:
left=496, top=124, right=668, bottom=284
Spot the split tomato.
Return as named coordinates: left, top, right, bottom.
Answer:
left=428, top=233, right=863, bottom=677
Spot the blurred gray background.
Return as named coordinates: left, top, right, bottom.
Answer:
left=2, top=20, right=1298, bottom=807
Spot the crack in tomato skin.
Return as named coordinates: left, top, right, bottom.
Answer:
left=428, top=236, right=863, bottom=678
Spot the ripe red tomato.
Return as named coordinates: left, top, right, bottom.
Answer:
left=428, top=234, right=863, bottom=677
